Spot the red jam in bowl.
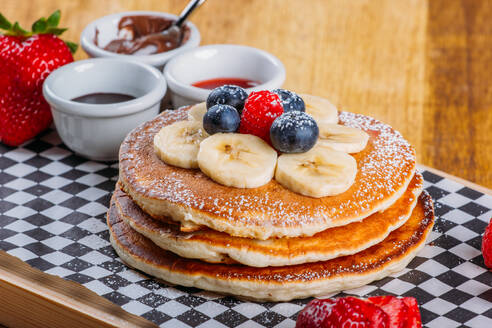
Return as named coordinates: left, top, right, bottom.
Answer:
left=192, top=78, right=261, bottom=90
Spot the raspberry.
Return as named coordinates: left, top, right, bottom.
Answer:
left=482, top=218, right=492, bottom=269
left=296, top=296, right=389, bottom=328
left=239, top=90, right=283, bottom=144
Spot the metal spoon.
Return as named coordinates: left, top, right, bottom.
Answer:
left=125, top=0, right=206, bottom=55
left=155, top=0, right=206, bottom=45
left=174, top=0, right=206, bottom=28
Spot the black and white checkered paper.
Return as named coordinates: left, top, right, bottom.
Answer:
left=0, top=128, right=491, bottom=328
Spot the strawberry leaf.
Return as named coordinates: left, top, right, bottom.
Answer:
left=65, top=41, right=78, bottom=54
left=12, top=22, right=29, bottom=36
left=1, top=9, right=72, bottom=41
left=47, top=10, right=60, bottom=27
left=32, top=18, right=47, bottom=33
left=45, top=27, right=67, bottom=35
left=0, top=13, right=12, bottom=30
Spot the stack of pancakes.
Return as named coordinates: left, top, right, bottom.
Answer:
left=108, top=103, right=434, bottom=302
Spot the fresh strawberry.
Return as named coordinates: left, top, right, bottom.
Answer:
left=0, top=10, right=76, bottom=146
left=369, top=296, right=408, bottom=328
left=0, top=35, right=19, bottom=91
left=401, top=297, right=422, bottom=328
left=295, top=298, right=335, bottom=328
left=296, top=296, right=424, bottom=328
left=239, top=90, right=283, bottom=144
left=483, top=218, right=492, bottom=269
left=296, top=296, right=389, bottom=328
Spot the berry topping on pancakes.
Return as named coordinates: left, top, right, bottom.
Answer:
left=239, top=90, right=284, bottom=144
left=155, top=88, right=374, bottom=196
left=270, top=111, right=319, bottom=153
left=202, top=104, right=240, bottom=135
left=206, top=84, right=248, bottom=114
left=273, top=88, right=306, bottom=112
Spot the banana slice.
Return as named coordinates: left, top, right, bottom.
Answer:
left=198, top=133, right=277, bottom=188
left=275, top=145, right=357, bottom=197
left=154, top=121, right=208, bottom=169
left=187, top=102, right=208, bottom=122
left=301, top=94, right=338, bottom=125
left=318, top=123, right=369, bottom=153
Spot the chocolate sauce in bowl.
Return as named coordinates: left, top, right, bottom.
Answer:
left=72, top=93, right=136, bottom=105
left=97, top=15, right=191, bottom=55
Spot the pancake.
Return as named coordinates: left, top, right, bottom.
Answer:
left=119, top=105, right=416, bottom=240
left=114, top=174, right=423, bottom=267
left=108, top=191, right=434, bottom=302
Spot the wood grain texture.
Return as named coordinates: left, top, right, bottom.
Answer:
left=424, top=0, right=492, bottom=188
left=2, top=0, right=490, bottom=187
left=0, top=251, right=157, bottom=328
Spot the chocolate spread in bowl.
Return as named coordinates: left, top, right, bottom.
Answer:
left=72, top=93, right=136, bottom=104
left=96, top=15, right=191, bottom=55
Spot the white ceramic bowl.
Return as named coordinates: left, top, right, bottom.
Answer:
left=164, top=44, right=286, bottom=108
left=43, top=58, right=166, bottom=161
left=80, top=11, right=201, bottom=69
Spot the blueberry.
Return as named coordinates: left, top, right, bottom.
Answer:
left=203, top=104, right=240, bottom=135
left=206, top=85, right=248, bottom=114
left=270, top=111, right=318, bottom=153
left=273, top=89, right=305, bottom=112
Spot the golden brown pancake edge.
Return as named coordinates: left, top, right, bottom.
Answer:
left=107, top=191, right=434, bottom=301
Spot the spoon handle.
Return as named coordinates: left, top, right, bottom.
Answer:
left=175, top=0, right=206, bottom=27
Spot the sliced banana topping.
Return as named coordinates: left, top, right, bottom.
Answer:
left=187, top=102, right=208, bottom=122
left=154, top=121, right=208, bottom=169
left=275, top=145, right=357, bottom=197
left=317, top=123, right=369, bottom=153
left=301, top=94, right=338, bottom=125
left=198, top=133, right=277, bottom=188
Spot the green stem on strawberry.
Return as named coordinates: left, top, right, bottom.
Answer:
left=0, top=10, right=77, bottom=54
left=0, top=13, right=12, bottom=30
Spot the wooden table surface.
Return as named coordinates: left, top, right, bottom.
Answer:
left=2, top=0, right=492, bottom=188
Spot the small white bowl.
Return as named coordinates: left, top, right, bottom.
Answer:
left=43, top=58, right=166, bottom=161
left=164, top=44, right=286, bottom=108
left=80, top=11, right=201, bottom=69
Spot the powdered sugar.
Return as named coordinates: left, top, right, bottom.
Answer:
left=119, top=108, right=416, bottom=232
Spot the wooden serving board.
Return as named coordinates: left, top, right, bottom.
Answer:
left=0, top=253, right=156, bottom=328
